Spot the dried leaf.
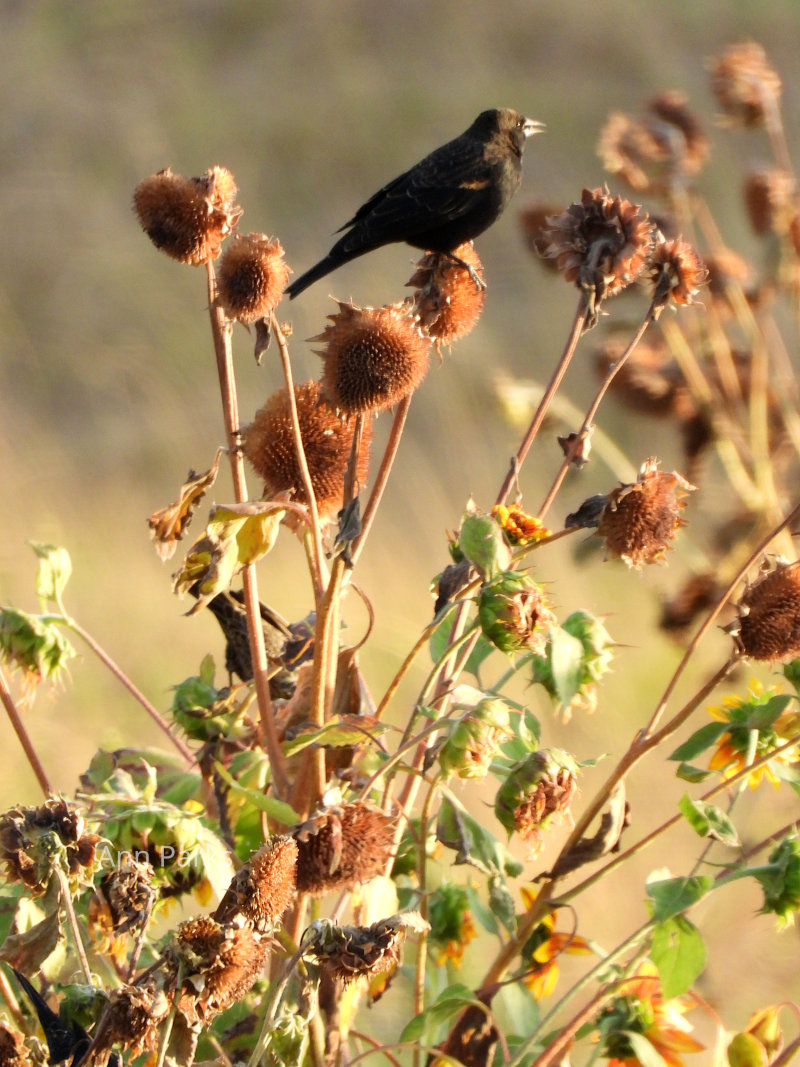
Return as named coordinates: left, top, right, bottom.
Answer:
left=148, top=449, right=223, bottom=561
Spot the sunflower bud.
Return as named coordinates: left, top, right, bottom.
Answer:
left=495, top=749, right=580, bottom=852
left=478, top=572, right=554, bottom=655
left=407, top=242, right=486, bottom=348
left=0, top=607, right=75, bottom=692
left=133, top=166, right=240, bottom=264
left=216, top=233, right=290, bottom=322
left=530, top=611, right=615, bottom=718
left=755, top=835, right=800, bottom=926
left=439, top=695, right=511, bottom=780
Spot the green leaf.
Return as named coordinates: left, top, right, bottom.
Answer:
left=399, top=985, right=481, bottom=1044
left=678, top=795, right=740, bottom=847
left=668, top=722, right=729, bottom=762
left=214, top=763, right=300, bottom=825
left=488, top=875, right=518, bottom=935
left=651, top=916, right=706, bottom=997
left=548, top=626, right=584, bottom=706
left=675, top=762, right=713, bottom=783
left=29, top=542, right=72, bottom=608
left=646, top=874, right=713, bottom=921
left=747, top=694, right=792, bottom=730
left=437, top=792, right=523, bottom=878
left=458, top=514, right=511, bottom=580
left=622, top=1030, right=669, bottom=1067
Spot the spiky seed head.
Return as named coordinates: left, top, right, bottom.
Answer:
left=407, top=243, right=486, bottom=347
left=242, top=380, right=372, bottom=522
left=216, top=233, right=291, bottom=321
left=710, top=41, right=782, bottom=128
left=133, top=166, right=240, bottom=264
left=292, top=801, right=395, bottom=896
left=315, top=301, right=430, bottom=413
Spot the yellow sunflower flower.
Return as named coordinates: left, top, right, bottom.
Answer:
left=520, top=888, right=593, bottom=999
left=707, top=679, right=800, bottom=789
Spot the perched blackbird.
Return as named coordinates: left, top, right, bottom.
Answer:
left=285, top=107, right=544, bottom=299
left=204, top=589, right=297, bottom=697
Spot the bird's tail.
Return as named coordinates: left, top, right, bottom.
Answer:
left=284, top=253, right=341, bottom=300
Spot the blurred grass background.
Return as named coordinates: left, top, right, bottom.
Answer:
left=2, top=0, right=800, bottom=1030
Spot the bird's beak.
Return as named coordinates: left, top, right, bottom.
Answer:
left=523, top=118, right=546, bottom=138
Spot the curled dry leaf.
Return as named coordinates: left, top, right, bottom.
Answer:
left=147, top=449, right=223, bottom=562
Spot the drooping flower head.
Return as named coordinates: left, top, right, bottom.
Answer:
left=292, top=801, right=395, bottom=896
left=407, top=242, right=486, bottom=348
left=649, top=235, right=707, bottom=310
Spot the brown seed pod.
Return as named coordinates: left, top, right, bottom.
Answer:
left=597, top=458, right=695, bottom=568
left=242, top=380, right=372, bottom=521
left=213, top=835, right=297, bottom=931
left=730, top=559, right=800, bottom=661
left=743, top=169, right=797, bottom=236
left=292, top=801, right=395, bottom=896
left=0, top=798, right=98, bottom=895
left=133, top=166, right=240, bottom=264
left=315, top=301, right=430, bottom=413
left=710, top=41, right=782, bottom=128
left=649, top=235, right=707, bottom=309
left=172, top=916, right=269, bottom=1022
left=406, top=242, right=486, bottom=347
left=94, top=982, right=167, bottom=1060
left=216, top=233, right=291, bottom=321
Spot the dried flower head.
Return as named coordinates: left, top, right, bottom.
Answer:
left=172, top=916, right=269, bottom=1022
left=730, top=559, right=800, bottom=661
left=544, top=188, right=655, bottom=323
left=216, top=233, right=290, bottom=322
left=495, top=749, right=580, bottom=855
left=94, top=982, right=168, bottom=1060
left=520, top=203, right=564, bottom=266
left=315, top=301, right=430, bottom=413
left=293, top=801, right=395, bottom=896
left=743, top=169, right=797, bottom=236
left=305, top=913, right=427, bottom=984
left=594, top=337, right=693, bottom=420
left=710, top=41, right=782, bottom=127
left=0, top=1021, right=31, bottom=1067
left=133, top=166, right=240, bottom=264
left=214, top=835, right=297, bottom=930
left=660, top=572, right=721, bottom=638
left=0, top=798, right=97, bottom=894
left=644, top=91, right=709, bottom=177
left=406, top=243, right=486, bottom=347
left=649, top=234, right=707, bottom=309
left=702, top=248, right=753, bottom=309
left=597, top=458, right=695, bottom=568
left=99, top=855, right=155, bottom=934
left=242, top=380, right=372, bottom=521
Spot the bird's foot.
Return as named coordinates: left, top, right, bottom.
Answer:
left=444, top=252, right=487, bottom=292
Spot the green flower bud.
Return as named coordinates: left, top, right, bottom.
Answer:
left=531, top=611, right=614, bottom=716
left=478, top=572, right=554, bottom=655
left=0, top=607, right=75, bottom=687
left=756, top=834, right=800, bottom=925
left=495, top=749, right=579, bottom=849
left=439, top=696, right=511, bottom=780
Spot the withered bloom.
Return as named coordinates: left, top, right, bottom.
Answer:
left=544, top=188, right=655, bottom=322
left=660, top=572, right=721, bottom=638
left=407, top=242, right=486, bottom=347
left=99, top=855, right=154, bottom=933
left=94, top=982, right=167, bottom=1061
left=710, top=41, right=782, bottom=127
left=214, top=835, right=297, bottom=931
left=743, top=169, right=797, bottom=236
left=315, top=301, right=430, bottom=413
left=293, top=801, right=395, bottom=896
left=305, top=913, right=427, bottom=985
left=133, top=166, right=240, bottom=264
left=644, top=91, right=709, bottom=177
left=729, top=559, right=800, bottom=661
left=594, top=337, right=692, bottom=420
left=171, top=916, right=269, bottom=1022
left=0, top=1021, right=30, bottom=1067
left=216, top=233, right=290, bottom=322
left=0, top=798, right=97, bottom=894
left=242, top=380, right=372, bottom=521
left=649, top=235, right=707, bottom=310
left=597, top=458, right=695, bottom=568
left=519, top=202, right=564, bottom=266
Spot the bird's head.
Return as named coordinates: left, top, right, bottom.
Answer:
left=476, top=108, right=546, bottom=156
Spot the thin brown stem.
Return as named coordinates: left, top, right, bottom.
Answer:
left=537, top=300, right=657, bottom=519
left=496, top=296, right=588, bottom=506
left=205, top=262, right=289, bottom=800
left=0, top=666, right=52, bottom=796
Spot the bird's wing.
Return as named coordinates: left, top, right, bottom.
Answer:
left=338, top=135, right=494, bottom=243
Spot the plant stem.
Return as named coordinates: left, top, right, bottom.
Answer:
left=0, top=666, right=53, bottom=796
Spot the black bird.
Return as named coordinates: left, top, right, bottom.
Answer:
left=285, top=107, right=544, bottom=299
left=11, top=968, right=119, bottom=1067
